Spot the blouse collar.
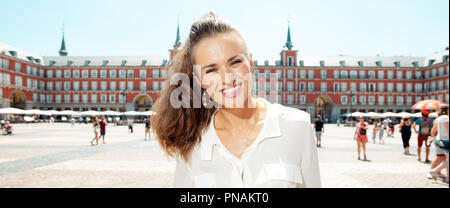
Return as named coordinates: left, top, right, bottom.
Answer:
left=199, top=98, right=282, bottom=161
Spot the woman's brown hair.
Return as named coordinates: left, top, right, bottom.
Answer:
left=437, top=104, right=449, bottom=116
left=151, top=12, right=242, bottom=162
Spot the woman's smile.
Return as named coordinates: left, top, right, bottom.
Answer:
left=220, top=83, right=243, bottom=98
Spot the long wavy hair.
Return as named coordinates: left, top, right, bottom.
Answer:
left=151, top=12, right=243, bottom=162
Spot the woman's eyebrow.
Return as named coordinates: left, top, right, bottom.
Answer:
left=227, top=55, right=239, bottom=62
left=201, top=63, right=217, bottom=70
left=201, top=55, right=240, bottom=70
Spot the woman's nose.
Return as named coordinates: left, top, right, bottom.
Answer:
left=220, top=66, right=236, bottom=85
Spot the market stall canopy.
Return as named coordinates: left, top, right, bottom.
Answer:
left=0, top=108, right=26, bottom=115
left=98, top=111, right=122, bottom=116
left=345, top=112, right=365, bottom=117
left=394, top=112, right=413, bottom=118
left=80, top=110, right=100, bottom=116
left=24, top=109, right=52, bottom=115
left=364, top=112, right=382, bottom=118
left=381, top=112, right=396, bottom=118
left=123, top=111, right=141, bottom=116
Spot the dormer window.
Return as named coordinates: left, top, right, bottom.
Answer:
left=358, top=61, right=364, bottom=67
left=339, top=60, right=345, bottom=67
left=141, top=60, right=147, bottom=66
left=84, top=60, right=91, bottom=66
left=428, top=59, right=435, bottom=66
left=394, top=61, right=400, bottom=68
left=443, top=55, right=449, bottom=62
left=67, top=60, right=73, bottom=66
left=35, top=59, right=41, bottom=64
left=26, top=56, right=34, bottom=62
left=162, top=59, right=168, bottom=66
left=103, top=60, right=109, bottom=66
left=299, top=60, right=304, bottom=67
left=253, top=60, right=258, bottom=66
left=376, top=61, right=382, bottom=67
left=9, top=51, right=17, bottom=57
left=264, top=60, right=269, bottom=66
left=412, top=61, right=419, bottom=68
left=49, top=60, right=56, bottom=67
left=320, top=60, right=325, bottom=67
left=122, top=60, right=127, bottom=66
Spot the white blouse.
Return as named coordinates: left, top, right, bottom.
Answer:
left=173, top=98, right=321, bottom=188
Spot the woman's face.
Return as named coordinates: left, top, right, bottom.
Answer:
left=193, top=31, right=252, bottom=108
left=359, top=117, right=364, bottom=123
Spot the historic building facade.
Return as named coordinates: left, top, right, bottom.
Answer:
left=1, top=24, right=448, bottom=122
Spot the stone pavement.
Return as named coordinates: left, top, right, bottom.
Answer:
left=0, top=123, right=448, bottom=188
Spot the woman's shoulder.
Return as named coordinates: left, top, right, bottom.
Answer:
left=270, top=103, right=311, bottom=125
left=436, top=115, right=449, bottom=122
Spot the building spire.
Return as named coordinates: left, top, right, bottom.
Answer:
left=284, top=22, right=293, bottom=50
left=173, top=17, right=181, bottom=50
left=59, top=25, right=68, bottom=56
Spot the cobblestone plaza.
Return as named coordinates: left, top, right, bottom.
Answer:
left=0, top=123, right=447, bottom=188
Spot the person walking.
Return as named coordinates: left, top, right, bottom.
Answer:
left=377, top=120, right=385, bottom=144
left=336, top=118, right=340, bottom=127
left=428, top=104, right=449, bottom=183
left=128, top=118, right=134, bottom=133
left=389, top=120, right=395, bottom=138
left=354, top=116, right=369, bottom=160
left=371, top=120, right=378, bottom=144
left=314, top=115, right=324, bottom=147
left=144, top=116, right=151, bottom=141
left=399, top=116, right=412, bottom=155
left=70, top=117, right=75, bottom=127
left=413, top=109, right=434, bottom=163
left=99, top=116, right=107, bottom=144
left=90, top=117, right=100, bottom=146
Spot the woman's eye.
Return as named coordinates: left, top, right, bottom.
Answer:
left=205, top=68, right=217, bottom=74
left=231, top=60, right=242, bottom=65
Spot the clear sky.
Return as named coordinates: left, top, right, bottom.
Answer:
left=0, top=0, right=448, bottom=59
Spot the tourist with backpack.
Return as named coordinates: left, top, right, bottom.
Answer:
left=412, top=109, right=434, bottom=163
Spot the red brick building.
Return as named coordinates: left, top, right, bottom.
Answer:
left=0, top=24, right=448, bottom=122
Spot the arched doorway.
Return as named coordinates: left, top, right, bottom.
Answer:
left=314, top=96, right=333, bottom=122
left=10, top=91, right=26, bottom=109
left=134, top=95, right=153, bottom=112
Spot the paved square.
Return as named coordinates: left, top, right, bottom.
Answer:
left=0, top=123, right=448, bottom=188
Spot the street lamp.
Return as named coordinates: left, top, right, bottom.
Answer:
left=348, top=89, right=356, bottom=126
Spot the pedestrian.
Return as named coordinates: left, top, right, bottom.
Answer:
left=0, top=120, right=5, bottom=134
left=314, top=115, right=324, bottom=147
left=70, top=117, right=75, bottom=127
left=377, top=120, right=385, bottom=144
left=372, top=120, right=378, bottom=144
left=128, top=118, right=134, bottom=133
left=144, top=116, right=151, bottom=140
left=354, top=116, right=369, bottom=160
left=336, top=118, right=340, bottom=127
left=99, top=116, right=107, bottom=144
left=389, top=120, right=395, bottom=137
left=428, top=104, right=449, bottom=183
left=412, top=109, right=434, bottom=163
left=79, top=117, right=82, bottom=124
left=90, top=117, right=100, bottom=146
left=151, top=12, right=320, bottom=188
left=398, top=116, right=412, bottom=155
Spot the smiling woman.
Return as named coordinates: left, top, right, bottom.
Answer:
left=151, top=12, right=321, bottom=188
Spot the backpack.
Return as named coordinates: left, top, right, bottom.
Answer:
left=419, top=117, right=432, bottom=136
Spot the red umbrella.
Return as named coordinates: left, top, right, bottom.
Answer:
left=411, top=99, right=446, bottom=110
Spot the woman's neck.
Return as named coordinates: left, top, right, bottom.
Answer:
left=215, top=97, right=261, bottom=127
